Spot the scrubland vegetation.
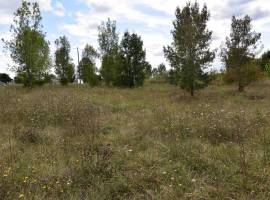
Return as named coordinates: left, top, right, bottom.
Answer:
left=2, top=1, right=270, bottom=199
left=1, top=81, right=270, bottom=199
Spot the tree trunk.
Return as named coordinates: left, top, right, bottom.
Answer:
left=190, top=86, right=194, bottom=97
left=29, top=72, right=33, bottom=88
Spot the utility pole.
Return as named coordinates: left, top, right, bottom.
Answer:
left=77, top=47, right=80, bottom=84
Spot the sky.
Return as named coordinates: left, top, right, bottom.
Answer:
left=1, top=0, right=270, bottom=77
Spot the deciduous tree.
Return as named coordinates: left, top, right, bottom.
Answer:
left=164, top=2, right=215, bottom=96
left=260, top=50, right=270, bottom=72
left=221, top=15, right=261, bottom=92
left=157, top=63, right=167, bottom=75
left=3, top=1, right=50, bottom=88
left=54, top=36, right=75, bottom=85
left=78, top=44, right=99, bottom=86
left=98, top=18, right=119, bottom=85
left=117, top=31, right=148, bottom=87
left=0, top=73, right=12, bottom=84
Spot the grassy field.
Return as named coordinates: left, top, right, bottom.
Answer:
left=1, top=81, right=270, bottom=199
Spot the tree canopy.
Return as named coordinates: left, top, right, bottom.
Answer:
left=164, top=2, right=215, bottom=96
left=115, top=31, right=148, bottom=87
left=54, top=36, right=75, bottom=85
left=3, top=1, right=50, bottom=87
left=0, top=73, right=12, bottom=84
left=260, top=50, right=270, bottom=72
left=221, top=15, right=261, bottom=92
left=78, top=44, right=99, bottom=86
left=98, top=18, right=120, bottom=86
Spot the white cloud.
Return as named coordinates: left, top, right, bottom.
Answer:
left=64, top=0, right=224, bottom=68
left=53, top=1, right=65, bottom=17
left=0, top=0, right=53, bottom=25
left=61, top=12, right=100, bottom=37
left=54, top=0, right=270, bottom=70
left=0, top=32, right=13, bottom=75
left=2, top=0, right=270, bottom=74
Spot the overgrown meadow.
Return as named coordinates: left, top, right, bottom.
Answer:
left=1, top=81, right=270, bottom=199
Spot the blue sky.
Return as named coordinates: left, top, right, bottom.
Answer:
left=1, top=0, right=270, bottom=77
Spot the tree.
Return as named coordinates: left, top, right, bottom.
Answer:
left=168, top=68, right=181, bottom=85
left=78, top=44, right=99, bottom=86
left=152, top=68, right=158, bottom=77
left=43, top=73, right=56, bottom=84
left=54, top=36, right=75, bottom=85
left=164, top=2, right=215, bottom=96
left=260, top=50, right=270, bottom=72
left=151, top=63, right=167, bottom=81
left=265, top=63, right=270, bottom=77
left=157, top=63, right=167, bottom=75
left=0, top=73, right=12, bottom=84
left=116, top=31, right=148, bottom=88
left=221, top=15, right=261, bottom=92
left=14, top=73, right=24, bottom=84
left=3, top=1, right=50, bottom=88
left=144, top=61, right=152, bottom=78
left=98, top=18, right=119, bottom=85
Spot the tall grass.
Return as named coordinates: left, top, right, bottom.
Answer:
left=0, top=82, right=270, bottom=199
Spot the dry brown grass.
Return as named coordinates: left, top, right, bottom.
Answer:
left=1, top=81, right=270, bottom=199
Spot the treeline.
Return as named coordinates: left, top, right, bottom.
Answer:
left=2, top=1, right=270, bottom=96
left=2, top=1, right=150, bottom=88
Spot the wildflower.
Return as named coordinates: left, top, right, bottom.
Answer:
left=191, top=179, right=196, bottom=183
left=128, top=149, right=133, bottom=152
left=162, top=171, right=167, bottom=175
left=67, top=179, right=72, bottom=185
left=19, top=194, right=24, bottom=199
